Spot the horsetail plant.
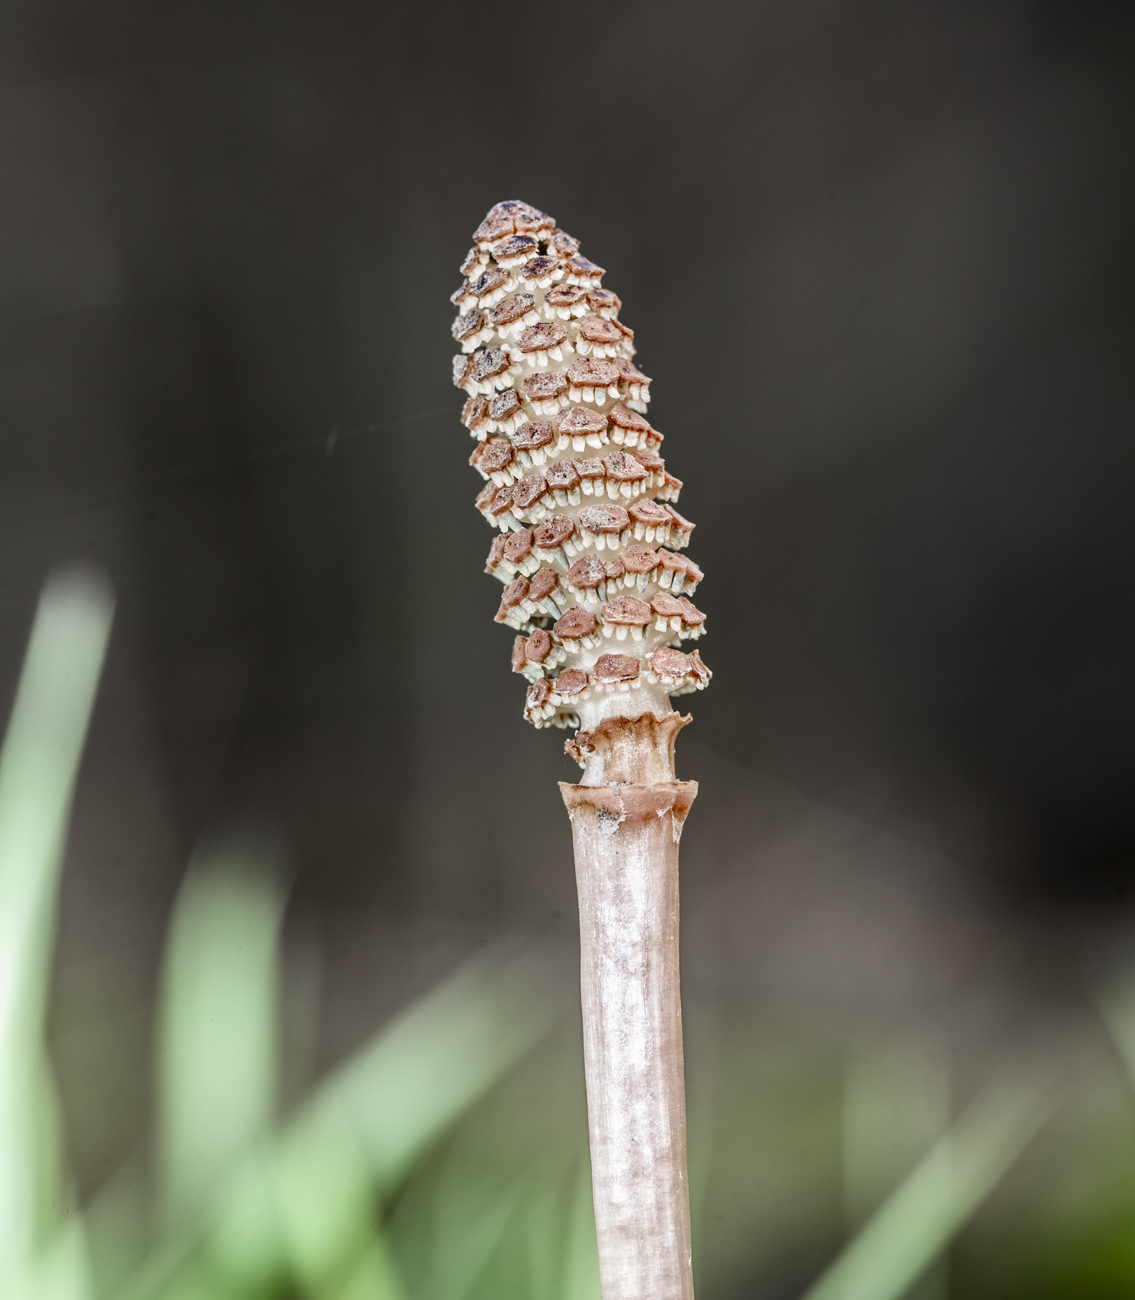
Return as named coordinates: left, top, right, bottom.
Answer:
left=453, top=200, right=710, bottom=1300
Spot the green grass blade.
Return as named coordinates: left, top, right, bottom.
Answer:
left=427, top=1136, right=521, bottom=1300
left=330, top=1236, right=407, bottom=1300
left=156, top=830, right=287, bottom=1225
left=522, top=1158, right=573, bottom=1300
left=516, top=1146, right=598, bottom=1300
left=561, top=1154, right=600, bottom=1300
left=843, top=1035, right=951, bottom=1230
left=272, top=949, right=560, bottom=1294
left=1098, top=979, right=1135, bottom=1094
left=326, top=949, right=563, bottom=1190
left=118, top=948, right=560, bottom=1300
left=842, top=1034, right=952, bottom=1300
left=271, top=1095, right=382, bottom=1294
left=801, top=1080, right=1048, bottom=1300
left=23, top=1216, right=96, bottom=1300
left=21, top=1057, right=96, bottom=1300
left=82, top=1155, right=149, bottom=1299
left=0, top=564, right=113, bottom=1295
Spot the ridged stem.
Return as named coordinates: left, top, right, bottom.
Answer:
left=560, top=713, right=696, bottom=1300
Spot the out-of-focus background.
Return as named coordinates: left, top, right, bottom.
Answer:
left=2, top=1, right=1134, bottom=1297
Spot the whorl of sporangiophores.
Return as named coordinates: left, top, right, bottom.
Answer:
left=453, top=200, right=710, bottom=737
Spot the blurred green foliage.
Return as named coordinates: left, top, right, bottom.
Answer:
left=5, top=565, right=1135, bottom=1298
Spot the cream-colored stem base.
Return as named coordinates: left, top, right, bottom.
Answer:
left=560, top=713, right=696, bottom=1300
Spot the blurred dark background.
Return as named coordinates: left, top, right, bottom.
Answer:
left=2, top=0, right=1133, bottom=1202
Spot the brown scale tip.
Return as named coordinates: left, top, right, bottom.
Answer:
left=559, top=406, right=607, bottom=437
left=491, top=293, right=536, bottom=325
left=474, top=348, right=510, bottom=383
left=529, top=567, right=560, bottom=601
left=460, top=248, right=485, bottom=277
left=520, top=256, right=560, bottom=282
left=567, top=556, right=607, bottom=589
left=549, top=229, right=581, bottom=259
left=650, top=592, right=684, bottom=619
left=453, top=309, right=486, bottom=342
left=467, top=266, right=509, bottom=299
left=512, top=472, right=548, bottom=512
left=618, top=544, right=658, bottom=574
left=614, top=358, right=651, bottom=386
left=650, top=646, right=692, bottom=673
left=667, top=506, right=695, bottom=541
left=474, top=212, right=514, bottom=246
left=526, top=628, right=553, bottom=663
left=602, top=449, right=648, bottom=481
left=534, top=514, right=576, bottom=548
left=503, top=529, right=534, bottom=564
left=490, top=389, right=521, bottom=421
left=676, top=553, right=702, bottom=585
left=486, top=534, right=509, bottom=573
left=545, top=284, right=586, bottom=309
left=522, top=371, right=567, bottom=401
left=567, top=256, right=605, bottom=281
left=655, top=549, right=684, bottom=572
left=546, top=459, right=581, bottom=491
left=603, top=595, right=652, bottom=626
left=566, top=357, right=620, bottom=387
left=511, top=636, right=528, bottom=673
left=511, top=421, right=555, bottom=450
left=574, top=457, right=605, bottom=482
left=496, top=578, right=529, bottom=622
left=491, top=234, right=539, bottom=263
left=488, top=485, right=514, bottom=519
left=518, top=321, right=568, bottom=353
left=628, top=499, right=670, bottom=526
left=471, top=438, right=513, bottom=475
left=527, top=677, right=553, bottom=709
left=462, top=395, right=490, bottom=431
left=514, top=206, right=556, bottom=235
left=594, top=653, right=640, bottom=683
left=586, top=288, right=622, bottom=314
left=554, top=607, right=599, bottom=639
left=608, top=403, right=657, bottom=439
left=578, top=315, right=625, bottom=345
left=687, top=649, right=711, bottom=683
left=660, top=551, right=702, bottom=583
left=678, top=597, right=706, bottom=626
left=579, top=505, right=630, bottom=535
left=607, top=403, right=647, bottom=431
left=555, top=668, right=589, bottom=697
left=454, top=354, right=477, bottom=390
left=473, top=200, right=554, bottom=244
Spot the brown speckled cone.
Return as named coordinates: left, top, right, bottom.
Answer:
left=453, top=200, right=710, bottom=734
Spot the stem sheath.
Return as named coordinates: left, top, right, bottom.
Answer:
left=561, top=712, right=696, bottom=1300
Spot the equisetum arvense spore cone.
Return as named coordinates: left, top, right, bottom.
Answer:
left=454, top=200, right=705, bottom=1300
left=453, top=200, right=710, bottom=737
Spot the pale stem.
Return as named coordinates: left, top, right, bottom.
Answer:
left=560, top=711, right=696, bottom=1300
